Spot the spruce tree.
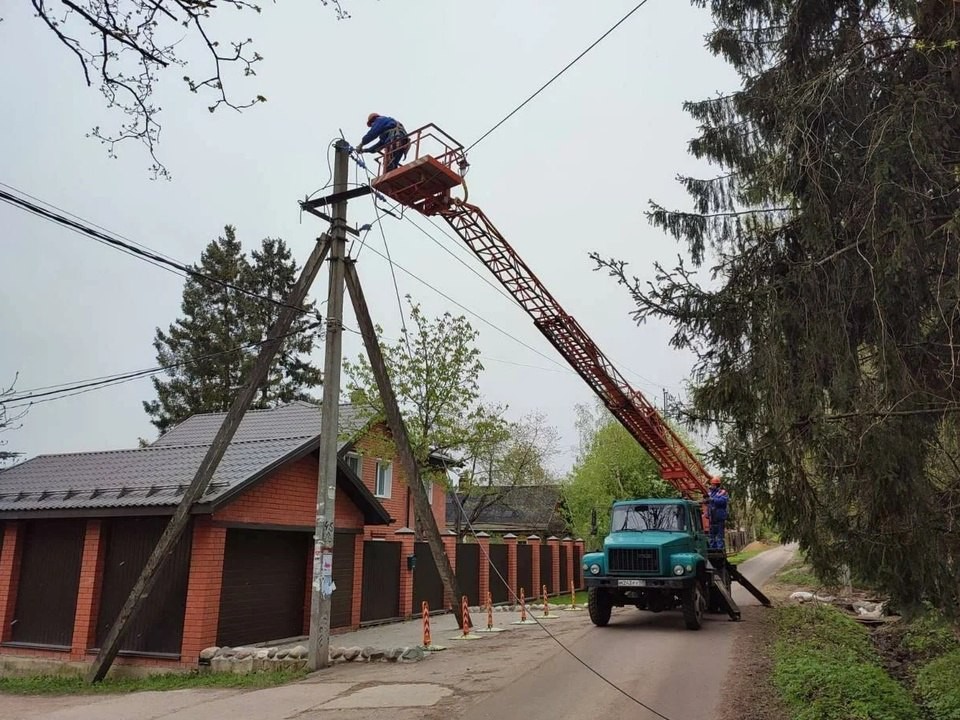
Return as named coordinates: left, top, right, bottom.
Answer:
left=144, top=226, right=321, bottom=434
left=594, top=2, right=960, bottom=611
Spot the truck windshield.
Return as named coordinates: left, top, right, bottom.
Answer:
left=612, top=504, right=687, bottom=532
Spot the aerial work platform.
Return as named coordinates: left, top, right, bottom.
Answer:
left=369, top=125, right=469, bottom=215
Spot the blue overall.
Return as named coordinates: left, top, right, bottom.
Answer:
left=361, top=116, right=409, bottom=170
left=708, top=486, right=729, bottom=550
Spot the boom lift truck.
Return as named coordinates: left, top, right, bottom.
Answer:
left=301, top=126, right=771, bottom=630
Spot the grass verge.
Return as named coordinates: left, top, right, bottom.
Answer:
left=0, top=669, right=307, bottom=696
left=915, top=649, right=960, bottom=720
left=772, top=604, right=920, bottom=720
left=727, top=541, right=776, bottom=565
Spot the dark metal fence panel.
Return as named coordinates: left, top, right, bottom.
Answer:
left=559, top=545, right=570, bottom=593
left=331, top=532, right=357, bottom=629
left=539, top=544, right=553, bottom=595
left=360, top=541, right=400, bottom=623
left=412, top=542, right=444, bottom=614
left=217, top=529, right=309, bottom=646
left=95, top=517, right=192, bottom=655
left=455, top=543, right=480, bottom=606
left=516, top=544, right=533, bottom=598
left=573, top=545, right=583, bottom=589
left=12, top=519, right=85, bottom=647
left=488, top=544, right=509, bottom=604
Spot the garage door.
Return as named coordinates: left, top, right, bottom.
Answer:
left=217, top=529, right=309, bottom=646
left=331, top=532, right=356, bottom=629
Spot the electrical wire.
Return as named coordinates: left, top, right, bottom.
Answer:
left=447, top=485, right=675, bottom=720
left=2, top=322, right=322, bottom=410
left=466, top=0, right=654, bottom=152
left=0, top=186, right=318, bottom=317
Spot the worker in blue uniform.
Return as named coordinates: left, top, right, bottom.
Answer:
left=707, top=475, right=729, bottom=550
left=356, top=113, right=409, bottom=171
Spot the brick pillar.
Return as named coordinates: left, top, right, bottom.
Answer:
left=527, top=535, right=541, bottom=600
left=442, top=531, right=458, bottom=610
left=180, top=519, right=226, bottom=664
left=547, top=536, right=561, bottom=596
left=71, top=520, right=105, bottom=660
left=476, top=532, right=490, bottom=607
left=0, top=522, right=22, bottom=644
left=562, top=537, right=575, bottom=598
left=575, top=538, right=586, bottom=590
left=395, top=528, right=415, bottom=618
left=503, top=534, right=518, bottom=603
left=351, top=534, right=364, bottom=627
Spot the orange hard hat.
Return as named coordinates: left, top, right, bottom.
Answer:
left=367, top=112, right=380, bottom=127
left=710, top=475, right=722, bottom=485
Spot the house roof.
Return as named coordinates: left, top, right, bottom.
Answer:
left=446, top=485, right=566, bottom=531
left=0, top=402, right=390, bottom=523
left=152, top=401, right=366, bottom=448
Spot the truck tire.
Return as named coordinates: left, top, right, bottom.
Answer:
left=588, top=587, right=612, bottom=627
left=683, top=580, right=705, bottom=630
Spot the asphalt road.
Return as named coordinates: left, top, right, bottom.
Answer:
left=460, top=544, right=796, bottom=720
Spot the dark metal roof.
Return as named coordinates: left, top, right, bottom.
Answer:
left=0, top=402, right=390, bottom=524
left=151, top=401, right=365, bottom=448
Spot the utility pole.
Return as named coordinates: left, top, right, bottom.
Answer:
left=308, top=139, right=350, bottom=670
left=88, top=233, right=331, bottom=683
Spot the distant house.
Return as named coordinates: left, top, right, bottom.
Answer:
left=446, top=484, right=571, bottom=538
left=0, top=401, right=447, bottom=671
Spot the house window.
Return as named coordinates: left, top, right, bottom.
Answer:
left=345, top=452, right=362, bottom=477
left=424, top=478, right=433, bottom=505
left=375, top=460, right=392, bottom=498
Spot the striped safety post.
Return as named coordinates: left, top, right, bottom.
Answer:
left=421, top=600, right=431, bottom=648
left=519, top=587, right=527, bottom=622
left=486, top=591, right=494, bottom=630
left=460, top=595, right=473, bottom=637
left=570, top=579, right=576, bottom=608
left=542, top=584, right=550, bottom=616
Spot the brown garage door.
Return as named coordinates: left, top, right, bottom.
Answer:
left=331, top=532, right=356, bottom=629
left=12, top=519, right=85, bottom=647
left=217, top=529, right=309, bottom=646
left=95, top=517, right=192, bottom=655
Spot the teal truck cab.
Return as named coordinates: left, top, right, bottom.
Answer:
left=582, top=498, right=747, bottom=630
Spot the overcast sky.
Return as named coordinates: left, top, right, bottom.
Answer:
left=0, top=0, right=737, bottom=474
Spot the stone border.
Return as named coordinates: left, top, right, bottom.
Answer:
left=199, top=644, right=426, bottom=674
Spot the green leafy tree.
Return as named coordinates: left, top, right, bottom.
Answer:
left=345, top=296, right=504, bottom=464
left=563, top=401, right=677, bottom=546
left=144, top=225, right=321, bottom=434
left=593, top=2, right=960, bottom=610
left=453, top=411, right=561, bottom=538
left=345, top=297, right=507, bottom=532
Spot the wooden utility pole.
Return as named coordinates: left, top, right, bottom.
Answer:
left=307, top=139, right=350, bottom=670
left=88, top=233, right=332, bottom=683
left=344, top=261, right=465, bottom=628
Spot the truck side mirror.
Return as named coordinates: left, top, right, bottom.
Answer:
left=590, top=508, right=598, bottom=537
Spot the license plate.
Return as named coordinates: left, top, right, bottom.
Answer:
left=617, top=579, right=645, bottom=587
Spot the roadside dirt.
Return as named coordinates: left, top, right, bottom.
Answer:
left=716, top=605, right=789, bottom=720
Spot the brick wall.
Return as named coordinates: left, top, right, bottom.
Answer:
left=213, top=454, right=364, bottom=530
left=350, top=424, right=446, bottom=536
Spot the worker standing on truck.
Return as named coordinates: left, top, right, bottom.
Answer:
left=707, top=475, right=729, bottom=550
left=356, top=113, right=409, bottom=171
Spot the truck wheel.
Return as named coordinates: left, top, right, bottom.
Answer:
left=683, top=581, right=705, bottom=630
left=588, top=587, right=612, bottom=627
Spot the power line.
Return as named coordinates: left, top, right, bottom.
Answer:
left=2, top=322, right=322, bottom=410
left=0, top=186, right=317, bottom=317
left=466, top=0, right=654, bottom=151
